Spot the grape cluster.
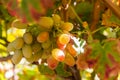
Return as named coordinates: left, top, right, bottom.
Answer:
left=7, top=14, right=78, bottom=69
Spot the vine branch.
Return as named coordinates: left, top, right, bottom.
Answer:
left=102, top=0, right=120, bottom=19
left=0, top=55, right=12, bottom=61
left=69, top=66, right=81, bottom=80
left=69, top=6, right=83, bottom=24
left=90, top=0, right=101, bottom=31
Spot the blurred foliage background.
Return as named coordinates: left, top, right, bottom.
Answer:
left=0, top=0, right=120, bottom=80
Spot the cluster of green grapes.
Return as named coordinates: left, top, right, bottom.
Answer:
left=7, top=14, right=78, bottom=70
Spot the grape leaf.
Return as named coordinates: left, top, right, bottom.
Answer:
left=109, top=14, right=120, bottom=25
left=55, top=63, right=72, bottom=77
left=38, top=64, right=55, bottom=76
left=0, top=5, right=11, bottom=20
left=94, top=39, right=120, bottom=79
left=75, top=1, right=93, bottom=21
left=102, top=10, right=120, bottom=27
left=103, top=40, right=120, bottom=62
left=89, top=41, right=103, bottom=59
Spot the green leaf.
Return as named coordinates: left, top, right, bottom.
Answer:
left=46, top=9, right=53, bottom=17
left=89, top=41, right=103, bottom=59
left=29, top=0, right=41, bottom=12
left=38, top=64, right=55, bottom=76
left=0, top=5, right=11, bottom=20
left=104, top=40, right=120, bottom=62
left=75, top=2, right=93, bottom=21
left=55, top=63, right=72, bottom=77
left=109, top=14, right=120, bottom=25
left=21, top=0, right=32, bottom=22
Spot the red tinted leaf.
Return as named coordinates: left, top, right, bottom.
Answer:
left=29, top=6, right=42, bottom=20
left=7, top=1, right=18, bottom=17
left=40, top=0, right=54, bottom=9
left=76, top=54, right=88, bottom=70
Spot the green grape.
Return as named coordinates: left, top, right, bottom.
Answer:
left=7, top=42, right=15, bottom=52
left=61, top=22, right=74, bottom=31
left=12, top=19, right=28, bottom=29
left=41, top=49, right=51, bottom=59
left=25, top=55, right=34, bottom=63
left=23, top=32, right=33, bottom=44
left=26, top=51, right=42, bottom=63
left=41, top=40, right=51, bottom=49
left=52, top=14, right=61, bottom=26
left=22, top=44, right=32, bottom=58
left=11, top=49, right=23, bottom=64
left=38, top=17, right=53, bottom=29
left=33, top=51, right=42, bottom=61
left=32, top=42, right=41, bottom=53
left=12, top=37, right=24, bottom=49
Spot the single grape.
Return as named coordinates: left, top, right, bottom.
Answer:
left=63, top=51, right=75, bottom=66
left=52, top=48, right=65, bottom=61
left=38, top=17, right=53, bottom=29
left=52, top=14, right=61, bottom=26
left=12, top=19, right=28, bottom=29
left=7, top=42, right=15, bottom=52
left=23, top=32, right=33, bottom=44
left=47, top=56, right=59, bottom=70
left=41, top=40, right=51, bottom=49
left=37, top=31, right=49, bottom=43
left=41, top=49, right=51, bottom=59
left=26, top=51, right=42, bottom=63
left=66, top=43, right=77, bottom=57
left=25, top=55, right=34, bottom=63
left=61, top=22, right=74, bottom=31
left=58, top=34, right=70, bottom=45
left=57, top=40, right=66, bottom=50
left=32, top=42, right=41, bottom=53
left=11, top=49, right=23, bottom=64
left=22, top=44, right=32, bottom=58
left=12, top=37, right=24, bottom=49
left=33, top=51, right=42, bottom=61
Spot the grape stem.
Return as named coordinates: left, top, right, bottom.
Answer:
left=69, top=6, right=83, bottom=24
left=0, top=55, right=12, bottom=61
left=92, top=27, right=105, bottom=34
left=69, top=66, right=81, bottom=80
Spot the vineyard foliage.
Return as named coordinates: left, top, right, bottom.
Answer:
left=0, top=0, right=120, bottom=80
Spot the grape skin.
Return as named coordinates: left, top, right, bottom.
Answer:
left=22, top=44, right=32, bottom=58
left=23, top=32, right=33, bottom=44
left=11, top=49, right=23, bottom=64
left=52, top=48, right=65, bottom=61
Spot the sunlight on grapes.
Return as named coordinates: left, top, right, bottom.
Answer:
left=5, top=69, right=14, bottom=79
left=71, top=36, right=86, bottom=54
left=0, top=44, right=6, bottom=56
left=118, top=73, right=120, bottom=80
left=94, top=74, right=100, bottom=80
left=7, top=28, right=25, bottom=42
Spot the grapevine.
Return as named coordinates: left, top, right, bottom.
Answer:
left=0, top=0, right=120, bottom=80
left=7, top=14, right=78, bottom=69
